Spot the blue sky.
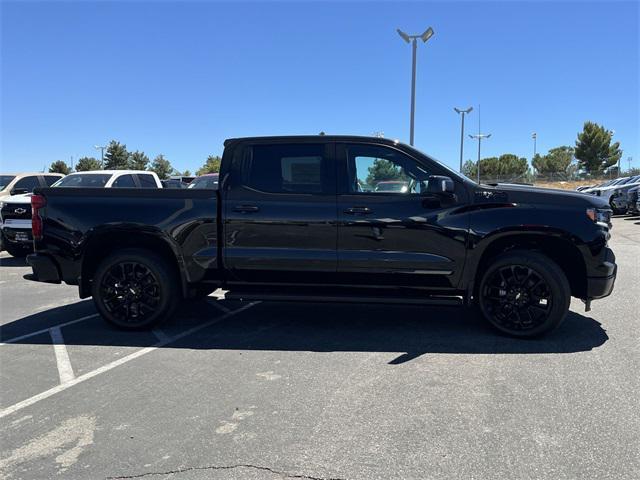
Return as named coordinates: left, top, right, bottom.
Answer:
left=1, top=0, right=638, bottom=174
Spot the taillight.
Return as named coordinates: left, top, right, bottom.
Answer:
left=31, top=194, right=46, bottom=241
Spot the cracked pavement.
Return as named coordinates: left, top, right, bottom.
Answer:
left=1, top=217, right=639, bottom=479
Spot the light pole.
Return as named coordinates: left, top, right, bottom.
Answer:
left=397, top=26, right=435, bottom=146
left=532, top=132, right=537, bottom=159
left=454, top=107, right=473, bottom=172
left=94, top=145, right=106, bottom=168
left=469, top=133, right=491, bottom=183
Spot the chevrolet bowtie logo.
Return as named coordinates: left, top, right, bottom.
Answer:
left=14, top=208, right=27, bottom=214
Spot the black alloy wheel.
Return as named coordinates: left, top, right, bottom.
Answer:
left=93, top=249, right=179, bottom=329
left=478, top=251, right=570, bottom=337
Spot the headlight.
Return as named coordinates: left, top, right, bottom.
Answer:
left=586, top=208, right=611, bottom=227
left=0, top=201, right=4, bottom=208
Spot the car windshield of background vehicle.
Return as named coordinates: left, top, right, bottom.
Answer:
left=188, top=175, right=219, bottom=189
left=53, top=174, right=112, bottom=187
left=0, top=175, right=16, bottom=190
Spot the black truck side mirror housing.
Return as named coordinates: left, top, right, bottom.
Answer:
left=426, top=175, right=455, bottom=195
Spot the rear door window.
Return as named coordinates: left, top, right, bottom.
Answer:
left=43, top=175, right=62, bottom=186
left=244, top=144, right=331, bottom=194
left=112, top=174, right=137, bottom=188
left=137, top=174, right=158, bottom=188
left=13, top=176, right=40, bottom=192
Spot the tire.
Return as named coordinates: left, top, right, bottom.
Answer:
left=5, top=243, right=32, bottom=258
left=477, top=250, right=570, bottom=338
left=92, top=248, right=180, bottom=330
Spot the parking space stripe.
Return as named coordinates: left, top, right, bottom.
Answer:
left=151, top=328, right=170, bottom=343
left=49, top=327, right=75, bottom=384
left=207, top=299, right=230, bottom=313
left=0, top=302, right=258, bottom=419
left=0, top=313, right=100, bottom=345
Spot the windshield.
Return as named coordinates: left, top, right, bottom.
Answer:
left=0, top=175, right=17, bottom=190
left=53, top=174, right=112, bottom=187
left=188, top=175, right=219, bottom=189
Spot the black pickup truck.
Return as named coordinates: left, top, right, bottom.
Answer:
left=27, top=136, right=617, bottom=337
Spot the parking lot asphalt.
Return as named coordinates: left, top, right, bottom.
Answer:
left=0, top=217, right=639, bottom=480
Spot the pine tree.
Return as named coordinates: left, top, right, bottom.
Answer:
left=574, top=122, right=621, bottom=174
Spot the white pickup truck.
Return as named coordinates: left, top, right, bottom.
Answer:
left=0, top=173, right=65, bottom=256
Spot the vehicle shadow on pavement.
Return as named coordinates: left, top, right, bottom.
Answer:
left=1, top=300, right=609, bottom=364
left=0, top=256, right=28, bottom=267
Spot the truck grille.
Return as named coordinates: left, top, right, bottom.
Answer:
left=1, top=203, right=32, bottom=221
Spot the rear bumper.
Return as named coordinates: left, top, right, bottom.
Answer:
left=26, top=253, right=61, bottom=283
left=586, top=248, right=616, bottom=299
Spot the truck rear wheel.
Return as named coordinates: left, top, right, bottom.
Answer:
left=477, top=251, right=570, bottom=337
left=92, top=249, right=179, bottom=330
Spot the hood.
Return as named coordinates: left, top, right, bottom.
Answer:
left=0, top=193, right=32, bottom=205
left=479, top=183, right=610, bottom=209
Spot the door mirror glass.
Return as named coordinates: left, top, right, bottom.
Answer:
left=426, top=175, right=455, bottom=194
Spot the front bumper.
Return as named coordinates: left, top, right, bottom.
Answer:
left=26, top=253, right=61, bottom=283
left=2, top=227, right=33, bottom=245
left=585, top=247, right=616, bottom=299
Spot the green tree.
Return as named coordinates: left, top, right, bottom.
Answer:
left=103, top=140, right=129, bottom=170
left=462, top=159, right=476, bottom=178
left=365, top=158, right=405, bottom=186
left=49, top=160, right=71, bottom=175
left=150, top=154, right=173, bottom=180
left=128, top=150, right=149, bottom=170
left=75, top=156, right=102, bottom=171
left=462, top=155, right=528, bottom=181
left=532, top=146, right=574, bottom=174
left=196, top=155, right=222, bottom=176
left=574, top=122, right=621, bottom=174
left=182, top=169, right=191, bottom=177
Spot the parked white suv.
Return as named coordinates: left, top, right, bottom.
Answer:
left=51, top=170, right=162, bottom=188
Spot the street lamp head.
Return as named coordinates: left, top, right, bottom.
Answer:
left=420, top=27, right=434, bottom=43
left=531, top=132, right=537, bottom=139
left=455, top=106, right=473, bottom=114
left=396, top=28, right=411, bottom=43
left=486, top=133, right=492, bottom=138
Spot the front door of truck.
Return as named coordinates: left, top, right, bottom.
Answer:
left=336, top=142, right=468, bottom=289
left=223, top=141, right=337, bottom=284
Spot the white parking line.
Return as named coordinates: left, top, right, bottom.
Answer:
left=0, top=302, right=258, bottom=419
left=151, top=328, right=170, bottom=343
left=207, top=299, right=231, bottom=313
left=0, top=313, right=100, bottom=346
left=49, top=327, right=75, bottom=384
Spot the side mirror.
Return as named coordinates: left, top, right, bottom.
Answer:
left=426, top=175, right=455, bottom=195
left=10, top=188, right=29, bottom=196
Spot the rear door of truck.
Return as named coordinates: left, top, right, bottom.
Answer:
left=222, top=139, right=337, bottom=285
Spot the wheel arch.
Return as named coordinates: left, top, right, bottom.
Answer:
left=79, top=227, right=187, bottom=299
left=467, top=231, right=587, bottom=300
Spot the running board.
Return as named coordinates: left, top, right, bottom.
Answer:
left=224, top=291, right=463, bottom=306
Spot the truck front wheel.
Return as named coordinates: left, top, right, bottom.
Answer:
left=92, top=249, right=179, bottom=330
left=477, top=251, right=570, bottom=337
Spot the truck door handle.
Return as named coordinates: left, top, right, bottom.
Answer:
left=233, top=205, right=260, bottom=213
left=344, top=207, right=373, bottom=215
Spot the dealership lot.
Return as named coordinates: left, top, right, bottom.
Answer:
left=0, top=217, right=638, bottom=479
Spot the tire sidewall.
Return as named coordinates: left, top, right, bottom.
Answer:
left=478, top=251, right=570, bottom=338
